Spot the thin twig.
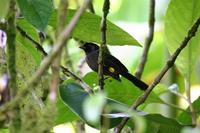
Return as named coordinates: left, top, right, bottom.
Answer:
left=16, top=26, right=47, bottom=56
left=114, top=15, right=200, bottom=133
left=98, top=0, right=110, bottom=91
left=185, top=78, right=197, bottom=124
left=135, top=0, right=155, bottom=79
left=61, top=66, right=94, bottom=93
left=0, top=0, right=92, bottom=115
left=161, top=101, right=188, bottom=112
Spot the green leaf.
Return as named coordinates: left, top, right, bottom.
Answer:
left=165, top=0, right=200, bottom=76
left=17, top=19, right=40, bottom=43
left=0, top=0, right=10, bottom=19
left=16, top=34, right=47, bottom=98
left=127, top=114, right=184, bottom=133
left=83, top=72, right=162, bottom=105
left=17, top=0, right=53, bottom=30
left=16, top=34, right=42, bottom=65
left=177, top=96, right=200, bottom=125
left=55, top=96, right=78, bottom=125
left=59, top=81, right=125, bottom=129
left=0, top=129, right=9, bottom=133
left=49, top=9, right=140, bottom=46
left=143, top=114, right=184, bottom=133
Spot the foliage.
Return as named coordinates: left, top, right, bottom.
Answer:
left=0, top=0, right=200, bottom=133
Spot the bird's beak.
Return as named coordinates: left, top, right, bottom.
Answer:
left=79, top=45, right=84, bottom=50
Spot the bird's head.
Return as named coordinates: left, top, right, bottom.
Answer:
left=79, top=42, right=99, bottom=53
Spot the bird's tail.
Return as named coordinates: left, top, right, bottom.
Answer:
left=121, top=72, right=148, bottom=90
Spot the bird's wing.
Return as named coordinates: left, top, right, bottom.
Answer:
left=103, top=53, right=128, bottom=74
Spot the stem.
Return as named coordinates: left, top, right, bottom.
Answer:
left=7, top=0, right=17, bottom=98
left=114, top=15, right=200, bottom=133
left=99, top=0, right=110, bottom=132
left=98, top=0, right=110, bottom=91
left=61, top=66, right=94, bottom=93
left=185, top=78, right=197, bottom=124
left=49, top=0, right=68, bottom=102
left=135, top=0, right=155, bottom=79
left=6, top=0, right=21, bottom=132
left=161, top=100, right=189, bottom=112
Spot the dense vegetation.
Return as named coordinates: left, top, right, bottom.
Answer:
left=0, top=0, right=200, bottom=133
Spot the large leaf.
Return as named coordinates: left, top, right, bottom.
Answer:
left=49, top=9, right=140, bottom=46
left=177, top=96, right=200, bottom=125
left=17, top=19, right=40, bottom=43
left=143, top=114, right=184, bottom=133
left=55, top=96, right=78, bottom=125
left=83, top=72, right=162, bottom=105
left=165, top=0, right=200, bottom=76
left=16, top=34, right=42, bottom=65
left=17, top=0, right=53, bottom=30
left=0, top=0, right=10, bottom=19
left=59, top=81, right=126, bottom=129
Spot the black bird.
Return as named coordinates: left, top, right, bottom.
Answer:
left=79, top=42, right=148, bottom=90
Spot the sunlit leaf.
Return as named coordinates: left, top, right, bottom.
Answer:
left=165, top=0, right=200, bottom=77
left=0, top=0, right=10, bottom=19
left=17, top=19, right=40, bottom=43
left=143, top=114, right=184, bottom=133
left=83, top=72, right=163, bottom=105
left=17, top=0, right=53, bottom=30
left=59, top=80, right=126, bottom=128
left=49, top=9, right=140, bottom=46
left=177, top=96, right=200, bottom=125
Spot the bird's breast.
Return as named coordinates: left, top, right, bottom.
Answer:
left=85, top=52, right=99, bottom=72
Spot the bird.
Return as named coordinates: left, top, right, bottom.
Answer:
left=79, top=42, right=148, bottom=90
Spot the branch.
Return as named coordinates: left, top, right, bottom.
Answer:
left=99, top=0, right=110, bottom=132
left=98, top=0, right=110, bottom=91
left=6, top=0, right=22, bottom=131
left=0, top=0, right=92, bottom=115
left=114, top=15, right=200, bottom=133
left=6, top=0, right=17, bottom=98
left=135, top=0, right=155, bottom=79
left=16, top=26, right=47, bottom=56
left=61, top=66, right=94, bottom=94
left=49, top=0, right=68, bottom=102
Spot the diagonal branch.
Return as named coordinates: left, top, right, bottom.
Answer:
left=114, top=15, right=200, bottom=133
left=49, top=0, right=68, bottom=102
